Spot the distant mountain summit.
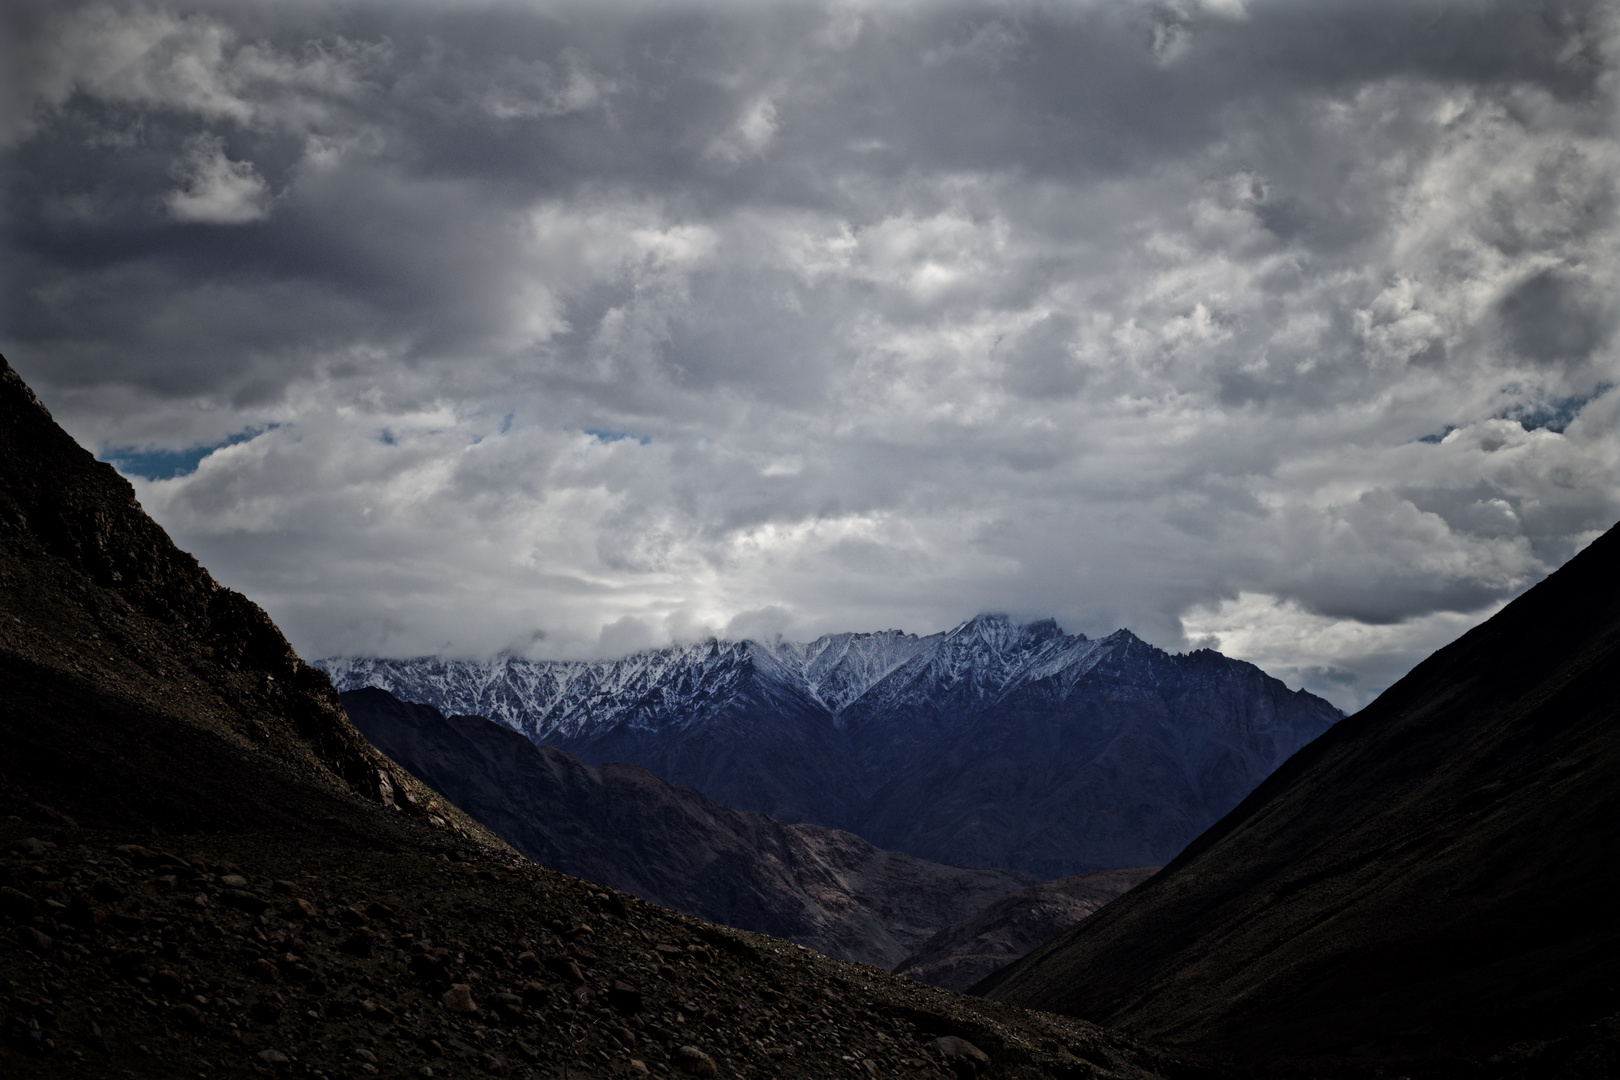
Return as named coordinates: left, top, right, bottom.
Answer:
left=320, top=614, right=1342, bottom=876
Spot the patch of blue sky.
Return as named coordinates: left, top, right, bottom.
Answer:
left=584, top=428, right=650, bottom=445
left=378, top=428, right=397, bottom=445
left=102, top=425, right=278, bottom=480
left=1417, top=385, right=1614, bottom=444
left=1501, top=384, right=1613, bottom=434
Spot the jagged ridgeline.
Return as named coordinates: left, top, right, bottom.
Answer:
left=321, top=619, right=1343, bottom=876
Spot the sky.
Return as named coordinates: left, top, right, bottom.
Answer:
left=3, top=0, right=1617, bottom=711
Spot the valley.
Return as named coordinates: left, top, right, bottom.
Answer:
left=893, top=868, right=1161, bottom=994
left=339, top=686, right=1037, bottom=970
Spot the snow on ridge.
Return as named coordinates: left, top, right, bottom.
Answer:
left=314, top=615, right=1151, bottom=743
left=766, top=629, right=939, bottom=714
left=840, top=613, right=1083, bottom=717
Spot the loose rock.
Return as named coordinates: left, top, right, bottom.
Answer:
left=931, top=1035, right=992, bottom=1078
left=0, top=885, right=36, bottom=917
left=16, top=925, right=53, bottom=952
left=170, top=1002, right=205, bottom=1031
left=608, top=979, right=643, bottom=1015
left=441, top=983, right=478, bottom=1013
left=340, top=928, right=376, bottom=956
left=675, top=1044, right=719, bottom=1077
left=543, top=954, right=585, bottom=984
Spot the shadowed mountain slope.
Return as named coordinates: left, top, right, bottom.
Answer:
left=842, top=627, right=1339, bottom=876
left=894, top=866, right=1159, bottom=993
left=980, top=518, right=1620, bottom=1073
left=0, top=352, right=1208, bottom=1080
left=340, top=687, right=1034, bottom=969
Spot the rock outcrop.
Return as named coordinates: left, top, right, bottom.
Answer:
left=0, top=354, right=410, bottom=814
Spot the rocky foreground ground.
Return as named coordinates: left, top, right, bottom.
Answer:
left=0, top=802, right=1224, bottom=1080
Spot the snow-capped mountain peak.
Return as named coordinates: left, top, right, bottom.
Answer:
left=765, top=629, right=936, bottom=715
left=315, top=615, right=1326, bottom=749
left=318, top=616, right=1091, bottom=741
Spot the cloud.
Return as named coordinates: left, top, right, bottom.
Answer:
left=481, top=49, right=613, bottom=120
left=1181, top=591, right=1499, bottom=713
left=165, top=134, right=271, bottom=223
left=707, top=96, right=778, bottom=164
left=2, top=0, right=1617, bottom=711
left=3, top=3, right=379, bottom=145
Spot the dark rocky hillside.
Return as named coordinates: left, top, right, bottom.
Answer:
left=980, top=516, right=1620, bottom=1076
left=0, top=359, right=407, bottom=816
left=0, top=352, right=1212, bottom=1080
left=894, top=868, right=1159, bottom=993
left=340, top=687, right=1034, bottom=969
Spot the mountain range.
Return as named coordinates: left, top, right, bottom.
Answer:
left=320, top=620, right=1343, bottom=876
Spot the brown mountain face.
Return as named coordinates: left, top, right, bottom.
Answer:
left=980, top=517, right=1620, bottom=1074
left=894, top=867, right=1159, bottom=993
left=0, top=352, right=1213, bottom=1080
left=340, top=687, right=1035, bottom=969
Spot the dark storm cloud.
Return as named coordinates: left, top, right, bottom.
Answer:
left=1, top=0, right=1616, bottom=709
left=5, top=0, right=1610, bottom=395
left=1498, top=269, right=1614, bottom=366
